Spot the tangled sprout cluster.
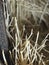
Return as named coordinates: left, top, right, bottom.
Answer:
left=15, top=18, right=49, bottom=65
left=15, top=1, right=49, bottom=65
left=1, top=0, right=49, bottom=65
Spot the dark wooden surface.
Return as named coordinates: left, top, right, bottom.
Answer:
left=0, top=1, right=8, bottom=50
